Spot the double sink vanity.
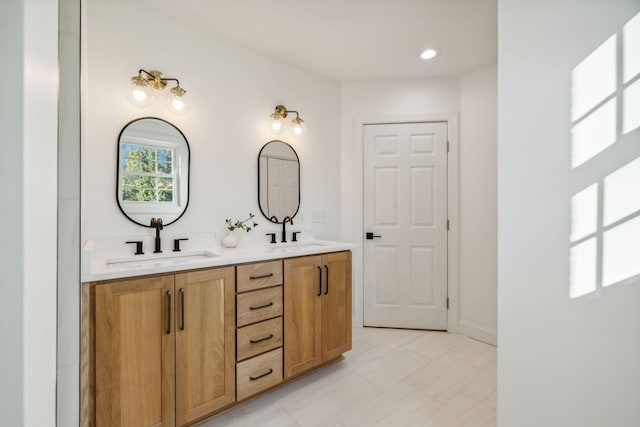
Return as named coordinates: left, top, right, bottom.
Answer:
left=82, top=239, right=352, bottom=427
left=81, top=117, right=353, bottom=426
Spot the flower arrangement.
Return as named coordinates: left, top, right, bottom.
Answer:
left=225, top=213, right=258, bottom=232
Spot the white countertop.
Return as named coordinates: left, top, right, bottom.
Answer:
left=82, top=234, right=354, bottom=282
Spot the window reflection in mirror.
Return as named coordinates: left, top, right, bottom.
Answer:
left=117, top=117, right=190, bottom=227
left=120, top=143, right=174, bottom=202
left=258, top=140, right=300, bottom=223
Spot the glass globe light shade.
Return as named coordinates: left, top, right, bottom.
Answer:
left=269, top=106, right=290, bottom=135
left=291, top=116, right=304, bottom=136
left=166, top=86, right=188, bottom=114
left=271, top=118, right=284, bottom=133
left=128, top=77, right=152, bottom=108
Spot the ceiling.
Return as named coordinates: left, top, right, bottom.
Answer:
left=135, top=0, right=497, bottom=81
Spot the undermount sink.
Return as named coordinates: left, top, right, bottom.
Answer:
left=270, top=242, right=327, bottom=253
left=106, top=250, right=219, bottom=269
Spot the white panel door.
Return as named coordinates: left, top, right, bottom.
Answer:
left=363, top=122, right=448, bottom=330
left=266, top=157, right=299, bottom=220
left=281, top=159, right=299, bottom=217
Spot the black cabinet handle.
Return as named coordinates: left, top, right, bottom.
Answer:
left=250, top=369, right=273, bottom=381
left=250, top=334, right=274, bottom=344
left=324, top=265, right=329, bottom=295
left=166, top=290, right=172, bottom=334
left=179, top=288, right=185, bottom=331
left=317, top=266, right=322, bottom=296
left=250, top=301, right=274, bottom=310
left=249, top=273, right=274, bottom=280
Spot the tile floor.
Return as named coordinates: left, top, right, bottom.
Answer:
left=198, top=327, right=497, bottom=427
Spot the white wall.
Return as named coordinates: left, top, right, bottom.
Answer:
left=459, top=65, right=498, bottom=344
left=0, top=1, right=25, bottom=424
left=340, top=77, right=463, bottom=328
left=23, top=0, right=59, bottom=424
left=498, top=1, right=640, bottom=425
left=58, top=0, right=81, bottom=424
left=0, top=0, right=58, bottom=426
left=82, top=0, right=341, bottom=244
left=341, top=74, right=497, bottom=340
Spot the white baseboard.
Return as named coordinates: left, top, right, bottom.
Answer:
left=458, top=320, right=497, bottom=346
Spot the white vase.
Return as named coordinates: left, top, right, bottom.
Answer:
left=222, top=230, right=238, bottom=248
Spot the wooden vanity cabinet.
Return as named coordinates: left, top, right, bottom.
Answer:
left=321, top=251, right=353, bottom=360
left=85, top=251, right=351, bottom=426
left=92, top=267, right=235, bottom=427
left=284, top=251, right=352, bottom=378
left=175, top=268, right=236, bottom=426
left=94, top=275, right=175, bottom=427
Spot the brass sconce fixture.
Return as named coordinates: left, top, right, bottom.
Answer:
left=128, top=69, right=188, bottom=114
left=269, top=105, right=304, bottom=136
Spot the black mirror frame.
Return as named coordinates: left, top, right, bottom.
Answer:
left=116, top=117, right=191, bottom=228
left=257, top=140, right=300, bottom=224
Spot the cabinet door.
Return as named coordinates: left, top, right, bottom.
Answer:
left=284, top=255, right=322, bottom=378
left=95, top=275, right=175, bottom=427
left=322, top=251, right=353, bottom=361
left=175, top=267, right=236, bottom=426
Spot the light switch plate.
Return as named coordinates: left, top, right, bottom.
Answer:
left=312, top=210, right=326, bottom=223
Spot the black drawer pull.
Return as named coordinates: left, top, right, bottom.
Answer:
left=250, top=368, right=273, bottom=381
left=250, top=301, right=274, bottom=310
left=249, top=273, right=274, bottom=280
left=166, top=290, right=172, bottom=335
left=250, top=334, right=274, bottom=344
left=179, top=288, right=185, bottom=331
left=324, top=265, right=329, bottom=295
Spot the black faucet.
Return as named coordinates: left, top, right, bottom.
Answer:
left=125, top=240, right=144, bottom=255
left=173, top=237, right=188, bottom=252
left=266, top=233, right=277, bottom=244
left=151, top=217, right=163, bottom=253
left=281, top=216, right=293, bottom=243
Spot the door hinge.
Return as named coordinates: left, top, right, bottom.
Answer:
left=447, top=219, right=450, bottom=231
left=447, top=141, right=450, bottom=152
left=446, top=297, right=450, bottom=309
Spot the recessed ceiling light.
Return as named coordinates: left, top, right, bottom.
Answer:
left=420, top=48, right=439, bottom=60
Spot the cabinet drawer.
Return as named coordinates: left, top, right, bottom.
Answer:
left=237, top=286, right=283, bottom=327
left=236, top=348, right=283, bottom=401
left=237, top=317, right=283, bottom=361
left=237, top=261, right=283, bottom=293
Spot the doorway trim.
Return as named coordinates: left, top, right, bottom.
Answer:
left=349, top=113, right=460, bottom=333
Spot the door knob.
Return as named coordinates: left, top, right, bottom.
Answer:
left=366, top=232, right=381, bottom=240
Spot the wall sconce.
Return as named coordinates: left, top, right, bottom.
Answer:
left=269, top=105, right=304, bottom=136
left=128, top=69, right=188, bottom=114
